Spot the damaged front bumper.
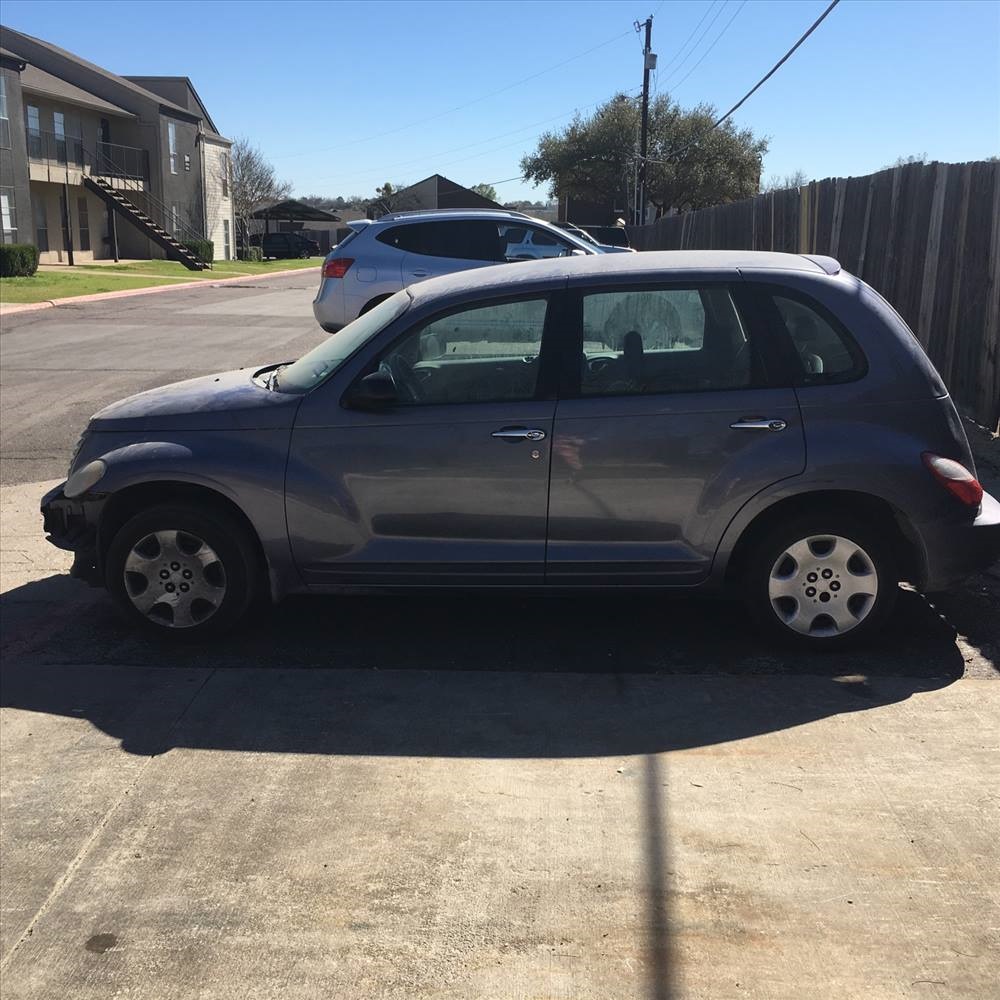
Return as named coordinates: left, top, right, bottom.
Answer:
left=40, top=483, right=105, bottom=585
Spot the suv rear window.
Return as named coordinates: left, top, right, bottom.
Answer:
left=770, top=293, right=865, bottom=385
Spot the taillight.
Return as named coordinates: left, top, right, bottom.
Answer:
left=323, top=257, right=354, bottom=279
left=922, top=453, right=984, bottom=507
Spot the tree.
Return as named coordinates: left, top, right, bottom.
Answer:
left=369, top=181, right=424, bottom=217
left=470, top=182, right=498, bottom=203
left=520, top=93, right=768, bottom=217
left=761, top=169, right=808, bottom=192
left=883, top=153, right=927, bottom=169
left=229, top=137, right=292, bottom=256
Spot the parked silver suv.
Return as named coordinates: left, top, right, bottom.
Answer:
left=313, top=209, right=598, bottom=332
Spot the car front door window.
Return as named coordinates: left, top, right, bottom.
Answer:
left=378, top=298, right=549, bottom=405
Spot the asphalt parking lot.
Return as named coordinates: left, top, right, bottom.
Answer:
left=1, top=275, right=998, bottom=998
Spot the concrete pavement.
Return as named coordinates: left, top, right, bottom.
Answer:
left=1, top=274, right=998, bottom=998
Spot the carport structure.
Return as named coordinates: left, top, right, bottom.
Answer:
left=251, top=199, right=341, bottom=234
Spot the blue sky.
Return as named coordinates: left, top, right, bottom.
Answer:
left=3, top=0, right=998, bottom=202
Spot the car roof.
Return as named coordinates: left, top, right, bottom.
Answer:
left=406, top=250, right=841, bottom=304
left=373, top=208, right=537, bottom=225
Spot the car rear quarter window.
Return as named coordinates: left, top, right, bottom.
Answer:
left=770, top=292, right=866, bottom=385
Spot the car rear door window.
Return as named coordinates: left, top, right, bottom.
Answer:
left=770, top=293, right=864, bottom=384
left=377, top=221, right=504, bottom=261
left=379, top=298, right=549, bottom=405
left=578, top=286, right=759, bottom=396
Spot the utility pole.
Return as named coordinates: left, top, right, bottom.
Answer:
left=634, top=15, right=656, bottom=226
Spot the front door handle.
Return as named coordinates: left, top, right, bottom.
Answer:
left=491, top=427, right=547, bottom=442
left=410, top=269, right=429, bottom=277
left=730, top=418, right=787, bottom=431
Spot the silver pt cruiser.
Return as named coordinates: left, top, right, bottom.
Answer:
left=42, top=251, right=1000, bottom=647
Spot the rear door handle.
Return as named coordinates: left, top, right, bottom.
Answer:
left=410, top=269, right=429, bottom=277
left=491, top=427, right=547, bottom=442
left=730, top=418, right=787, bottom=431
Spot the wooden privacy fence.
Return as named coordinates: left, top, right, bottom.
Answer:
left=627, top=160, right=1000, bottom=430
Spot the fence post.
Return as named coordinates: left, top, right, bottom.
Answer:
left=917, top=163, right=948, bottom=350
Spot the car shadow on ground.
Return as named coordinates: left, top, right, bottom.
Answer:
left=2, top=578, right=993, bottom=761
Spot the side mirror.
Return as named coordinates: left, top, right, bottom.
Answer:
left=561, top=247, right=588, bottom=257
left=345, top=370, right=397, bottom=410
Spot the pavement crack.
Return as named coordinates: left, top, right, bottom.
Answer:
left=0, top=666, right=217, bottom=972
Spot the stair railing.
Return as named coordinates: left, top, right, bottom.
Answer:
left=87, top=144, right=212, bottom=267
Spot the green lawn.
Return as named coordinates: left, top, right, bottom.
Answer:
left=0, top=257, right=321, bottom=304
left=75, top=257, right=322, bottom=279
left=0, top=271, right=183, bottom=304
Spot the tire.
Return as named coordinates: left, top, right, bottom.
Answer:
left=359, top=294, right=390, bottom=316
left=742, top=512, right=898, bottom=650
left=105, top=503, right=261, bottom=641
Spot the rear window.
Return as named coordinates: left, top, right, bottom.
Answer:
left=771, top=293, right=865, bottom=385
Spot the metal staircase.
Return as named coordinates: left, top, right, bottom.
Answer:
left=83, top=175, right=208, bottom=271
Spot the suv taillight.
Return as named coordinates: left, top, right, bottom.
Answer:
left=922, top=453, right=984, bottom=507
left=323, top=257, right=354, bottom=279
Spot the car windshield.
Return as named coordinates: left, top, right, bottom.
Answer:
left=274, top=290, right=411, bottom=394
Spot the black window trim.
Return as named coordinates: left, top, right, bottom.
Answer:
left=557, top=279, right=778, bottom=400
left=745, top=281, right=869, bottom=388
left=343, top=288, right=569, bottom=408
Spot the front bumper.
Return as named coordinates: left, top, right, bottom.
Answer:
left=921, top=490, right=1000, bottom=591
left=40, top=483, right=105, bottom=585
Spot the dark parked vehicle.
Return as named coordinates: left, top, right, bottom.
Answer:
left=42, top=251, right=1000, bottom=644
left=582, top=225, right=631, bottom=249
left=260, top=232, right=318, bottom=259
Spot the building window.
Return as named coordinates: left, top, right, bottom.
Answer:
left=168, top=122, right=177, bottom=174
left=53, top=110, right=66, bottom=164
left=223, top=218, right=230, bottom=260
left=0, top=188, right=16, bottom=243
left=26, top=104, right=41, bottom=159
left=78, top=197, right=91, bottom=251
left=221, top=153, right=229, bottom=197
left=0, top=76, right=10, bottom=149
left=34, top=198, right=49, bottom=251
left=171, top=203, right=180, bottom=233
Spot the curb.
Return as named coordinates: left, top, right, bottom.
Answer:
left=0, top=264, right=318, bottom=317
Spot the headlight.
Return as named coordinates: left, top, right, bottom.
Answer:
left=64, top=460, right=107, bottom=498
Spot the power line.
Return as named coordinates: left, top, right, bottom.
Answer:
left=644, top=0, right=841, bottom=166
left=658, top=0, right=729, bottom=86
left=656, top=0, right=720, bottom=75
left=668, top=0, right=749, bottom=93
left=301, top=87, right=641, bottom=190
left=272, top=28, right=634, bottom=161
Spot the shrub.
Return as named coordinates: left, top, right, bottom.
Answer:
left=0, top=243, right=40, bottom=277
left=241, top=246, right=263, bottom=262
left=180, top=239, right=214, bottom=263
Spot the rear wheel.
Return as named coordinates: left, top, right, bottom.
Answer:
left=105, top=503, right=260, bottom=640
left=359, top=294, right=391, bottom=316
left=743, top=513, right=898, bottom=649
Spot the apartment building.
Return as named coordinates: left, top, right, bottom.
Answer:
left=0, top=26, right=235, bottom=267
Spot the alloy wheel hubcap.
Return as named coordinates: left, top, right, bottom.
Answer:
left=768, top=534, right=878, bottom=637
left=123, top=529, right=226, bottom=629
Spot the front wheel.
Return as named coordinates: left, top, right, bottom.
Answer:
left=743, top=514, right=898, bottom=649
left=105, top=503, right=260, bottom=640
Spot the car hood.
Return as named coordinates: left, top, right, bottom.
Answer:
left=89, top=367, right=302, bottom=433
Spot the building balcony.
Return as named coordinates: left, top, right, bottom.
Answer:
left=27, top=130, right=149, bottom=187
